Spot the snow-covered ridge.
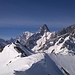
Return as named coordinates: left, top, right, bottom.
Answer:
left=28, top=24, right=75, bottom=55
left=32, top=32, right=52, bottom=52
left=0, top=49, right=64, bottom=75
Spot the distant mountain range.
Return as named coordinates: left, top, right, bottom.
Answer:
left=0, top=24, right=75, bottom=75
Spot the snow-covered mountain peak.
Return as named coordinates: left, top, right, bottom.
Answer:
left=25, top=25, right=50, bottom=50
left=21, top=31, right=33, bottom=39
left=32, top=32, right=52, bottom=52
left=17, top=31, right=33, bottom=40
left=16, top=31, right=33, bottom=45
left=38, top=24, right=50, bottom=35
left=2, top=43, right=21, bottom=55
left=1, top=43, right=21, bottom=62
left=57, top=24, right=75, bottom=36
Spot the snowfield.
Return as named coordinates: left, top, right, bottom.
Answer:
left=50, top=54, right=75, bottom=75
left=0, top=43, right=75, bottom=75
left=0, top=44, right=64, bottom=75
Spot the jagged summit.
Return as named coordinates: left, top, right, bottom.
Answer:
left=57, top=24, right=75, bottom=36
left=38, top=24, right=50, bottom=35
left=25, top=24, right=50, bottom=49
left=40, top=24, right=49, bottom=31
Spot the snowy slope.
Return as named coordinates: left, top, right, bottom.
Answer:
left=45, top=33, right=75, bottom=55
left=49, top=54, right=75, bottom=75
left=0, top=52, right=64, bottom=75
left=0, top=43, right=21, bottom=64
left=46, top=35, right=69, bottom=55
left=32, top=32, right=52, bottom=52
left=0, top=42, right=33, bottom=66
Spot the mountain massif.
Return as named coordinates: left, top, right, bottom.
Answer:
left=0, top=24, right=75, bottom=75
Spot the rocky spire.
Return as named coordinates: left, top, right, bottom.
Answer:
left=38, top=24, right=50, bottom=35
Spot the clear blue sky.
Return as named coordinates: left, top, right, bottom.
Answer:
left=0, top=0, right=75, bottom=39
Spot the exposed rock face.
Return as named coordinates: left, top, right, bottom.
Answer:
left=38, top=24, right=50, bottom=35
